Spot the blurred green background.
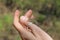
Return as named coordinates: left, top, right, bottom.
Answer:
left=0, top=0, right=60, bottom=40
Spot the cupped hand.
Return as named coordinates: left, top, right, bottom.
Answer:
left=13, top=10, right=53, bottom=40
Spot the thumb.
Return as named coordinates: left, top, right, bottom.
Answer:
left=20, top=16, right=29, bottom=24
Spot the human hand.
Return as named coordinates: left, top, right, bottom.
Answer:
left=13, top=10, right=53, bottom=40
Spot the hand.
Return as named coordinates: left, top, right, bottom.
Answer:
left=13, top=10, right=53, bottom=40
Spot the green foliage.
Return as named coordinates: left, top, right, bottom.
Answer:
left=36, top=14, right=46, bottom=23
left=56, top=0, right=60, bottom=16
left=10, top=0, right=46, bottom=10
left=55, top=21, right=60, bottom=33
left=56, top=0, right=60, bottom=6
left=0, top=13, right=13, bottom=30
left=3, top=14, right=13, bottom=25
left=16, top=35, right=22, bottom=40
left=0, top=19, right=4, bottom=30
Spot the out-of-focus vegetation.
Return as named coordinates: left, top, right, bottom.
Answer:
left=0, top=0, right=60, bottom=40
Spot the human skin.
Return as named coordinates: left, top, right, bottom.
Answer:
left=13, top=10, right=53, bottom=40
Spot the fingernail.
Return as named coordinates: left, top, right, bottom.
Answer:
left=20, top=16, right=29, bottom=23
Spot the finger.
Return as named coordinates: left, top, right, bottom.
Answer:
left=14, top=10, right=20, bottom=22
left=31, top=15, right=35, bottom=19
left=25, top=10, right=32, bottom=18
left=20, top=15, right=34, bottom=24
left=19, top=16, right=30, bottom=31
left=26, top=22, right=40, bottom=31
left=20, top=16, right=29, bottom=24
left=14, top=10, right=25, bottom=32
